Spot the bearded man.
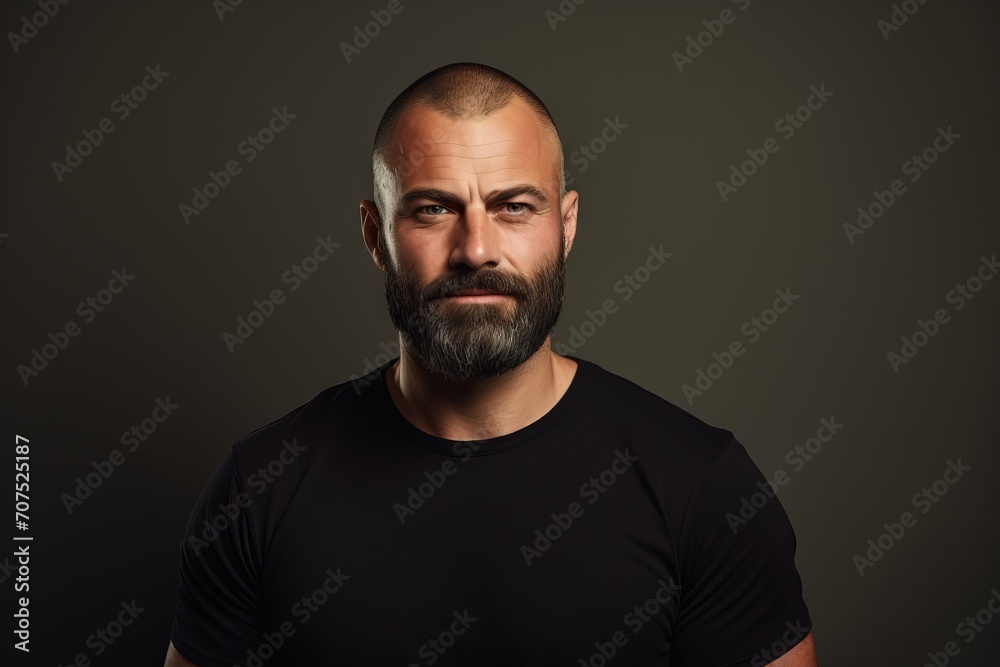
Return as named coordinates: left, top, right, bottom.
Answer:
left=165, top=62, right=817, bottom=667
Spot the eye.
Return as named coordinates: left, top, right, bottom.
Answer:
left=417, top=204, right=449, bottom=216
left=501, top=202, right=531, bottom=215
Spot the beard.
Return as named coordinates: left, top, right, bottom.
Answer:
left=383, top=230, right=567, bottom=381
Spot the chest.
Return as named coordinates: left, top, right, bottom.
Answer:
left=257, top=457, right=681, bottom=665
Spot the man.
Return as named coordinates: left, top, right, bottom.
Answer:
left=165, top=62, right=817, bottom=666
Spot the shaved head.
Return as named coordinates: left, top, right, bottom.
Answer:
left=371, top=62, right=565, bottom=227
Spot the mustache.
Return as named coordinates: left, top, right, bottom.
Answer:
left=425, top=269, right=528, bottom=300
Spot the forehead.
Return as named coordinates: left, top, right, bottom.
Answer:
left=389, top=97, right=556, bottom=193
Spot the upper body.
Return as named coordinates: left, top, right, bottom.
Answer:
left=166, top=61, right=817, bottom=666
left=167, top=354, right=814, bottom=666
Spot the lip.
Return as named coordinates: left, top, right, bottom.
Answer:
left=439, top=290, right=514, bottom=301
left=446, top=289, right=506, bottom=297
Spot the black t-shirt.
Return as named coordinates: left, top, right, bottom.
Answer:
left=170, top=355, right=812, bottom=666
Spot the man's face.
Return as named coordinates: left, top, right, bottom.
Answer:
left=377, top=97, right=575, bottom=380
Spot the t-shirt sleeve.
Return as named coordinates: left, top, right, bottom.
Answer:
left=670, top=436, right=812, bottom=666
left=170, top=445, right=264, bottom=666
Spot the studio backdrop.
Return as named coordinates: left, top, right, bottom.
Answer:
left=2, top=0, right=998, bottom=665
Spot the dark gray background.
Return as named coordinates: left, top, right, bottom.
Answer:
left=2, top=0, right=998, bottom=664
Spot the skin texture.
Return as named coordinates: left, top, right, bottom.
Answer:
left=162, top=641, right=197, bottom=666
left=163, top=92, right=818, bottom=667
left=770, top=630, right=819, bottom=666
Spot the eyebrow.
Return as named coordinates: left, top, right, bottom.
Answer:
left=400, top=184, right=550, bottom=210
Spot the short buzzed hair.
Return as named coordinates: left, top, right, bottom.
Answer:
left=371, top=62, right=566, bottom=228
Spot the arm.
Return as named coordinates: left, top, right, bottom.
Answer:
left=669, top=437, right=816, bottom=665
left=163, top=640, right=200, bottom=667
left=767, top=630, right=818, bottom=666
left=167, top=445, right=266, bottom=666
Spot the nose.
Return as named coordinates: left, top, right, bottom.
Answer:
left=449, top=204, right=502, bottom=271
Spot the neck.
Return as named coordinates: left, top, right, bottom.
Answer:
left=386, top=336, right=577, bottom=441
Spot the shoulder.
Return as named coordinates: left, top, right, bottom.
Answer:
left=569, top=357, right=766, bottom=551
left=570, top=356, right=742, bottom=516
left=227, top=376, right=364, bottom=488
left=574, top=356, right=735, bottom=462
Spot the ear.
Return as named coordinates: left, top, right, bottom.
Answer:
left=560, top=189, right=579, bottom=259
left=360, top=199, right=387, bottom=271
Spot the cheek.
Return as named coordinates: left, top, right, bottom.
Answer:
left=394, top=230, right=446, bottom=283
left=508, top=227, right=560, bottom=271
